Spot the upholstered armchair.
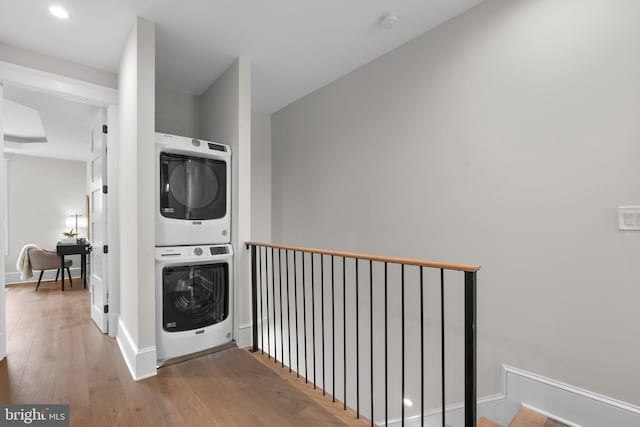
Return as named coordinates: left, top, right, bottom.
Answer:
left=28, top=248, right=72, bottom=291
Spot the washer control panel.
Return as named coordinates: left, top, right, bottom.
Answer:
left=156, top=244, right=233, bottom=261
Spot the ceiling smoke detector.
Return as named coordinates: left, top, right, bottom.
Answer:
left=380, top=14, right=399, bottom=30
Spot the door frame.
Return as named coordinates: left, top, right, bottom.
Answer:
left=0, top=61, right=120, bottom=358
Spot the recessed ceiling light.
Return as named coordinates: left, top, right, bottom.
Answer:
left=49, top=5, right=70, bottom=19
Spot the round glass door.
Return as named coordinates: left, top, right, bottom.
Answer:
left=163, top=263, right=229, bottom=332
left=160, top=152, right=227, bottom=220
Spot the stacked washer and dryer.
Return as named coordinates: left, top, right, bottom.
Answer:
left=154, top=133, right=233, bottom=366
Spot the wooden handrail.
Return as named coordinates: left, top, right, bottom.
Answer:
left=245, top=242, right=481, bottom=273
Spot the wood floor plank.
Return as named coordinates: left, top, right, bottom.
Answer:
left=2, top=282, right=357, bottom=427
left=249, top=350, right=374, bottom=427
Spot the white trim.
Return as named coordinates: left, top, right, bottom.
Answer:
left=382, top=365, right=640, bottom=426
left=0, top=331, right=5, bottom=362
left=3, top=158, right=7, bottom=256
left=90, top=305, right=107, bottom=333
left=5, top=267, right=82, bottom=285
left=522, top=403, right=579, bottom=427
left=0, top=82, right=5, bottom=361
left=116, top=317, right=157, bottom=381
left=237, top=323, right=252, bottom=349
left=383, top=394, right=520, bottom=427
left=0, top=61, right=117, bottom=106
left=106, top=104, right=119, bottom=338
left=108, top=312, right=119, bottom=337
left=503, top=365, right=640, bottom=427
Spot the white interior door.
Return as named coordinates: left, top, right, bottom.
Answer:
left=0, top=84, right=6, bottom=358
left=89, top=109, right=108, bottom=333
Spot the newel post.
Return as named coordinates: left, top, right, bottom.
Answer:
left=464, top=271, right=477, bottom=427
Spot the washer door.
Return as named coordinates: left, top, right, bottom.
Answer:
left=162, top=263, right=229, bottom=332
left=159, top=152, right=227, bottom=220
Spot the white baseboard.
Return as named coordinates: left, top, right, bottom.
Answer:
left=108, top=312, right=119, bottom=338
left=5, top=267, right=82, bottom=285
left=384, top=394, right=520, bottom=427
left=384, top=365, right=640, bottom=427
left=236, top=323, right=252, bottom=349
left=503, top=365, right=640, bottom=427
left=116, top=317, right=157, bottom=381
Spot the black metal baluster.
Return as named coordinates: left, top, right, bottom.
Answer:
left=272, top=248, right=277, bottom=363
left=370, top=260, right=374, bottom=426
left=441, top=269, right=445, bottom=427
left=421, top=267, right=424, bottom=427
left=385, top=262, right=388, bottom=427
left=286, top=250, right=292, bottom=373
left=343, top=256, right=347, bottom=410
left=279, top=249, right=284, bottom=368
left=356, top=259, right=360, bottom=418
left=303, top=252, right=308, bottom=383
left=259, top=247, right=264, bottom=354
left=294, top=251, right=300, bottom=378
left=265, top=247, right=271, bottom=359
left=465, top=271, right=477, bottom=427
left=250, top=245, right=258, bottom=352
left=312, top=253, right=316, bottom=389
left=321, top=254, right=326, bottom=395
left=332, top=255, right=336, bottom=402
left=401, top=264, right=405, bottom=427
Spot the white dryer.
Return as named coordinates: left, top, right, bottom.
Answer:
left=155, top=133, right=231, bottom=246
left=155, top=244, right=233, bottom=365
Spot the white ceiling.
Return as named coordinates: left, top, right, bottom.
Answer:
left=0, top=0, right=482, bottom=113
left=4, top=99, right=47, bottom=141
left=3, top=85, right=100, bottom=161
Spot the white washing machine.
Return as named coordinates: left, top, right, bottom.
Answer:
left=155, top=244, right=233, bottom=365
left=155, top=133, right=231, bottom=246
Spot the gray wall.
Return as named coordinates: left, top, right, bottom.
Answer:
left=251, top=111, right=271, bottom=242
left=155, top=86, right=198, bottom=138
left=271, top=0, right=640, bottom=411
left=199, top=57, right=253, bottom=346
left=4, top=154, right=86, bottom=276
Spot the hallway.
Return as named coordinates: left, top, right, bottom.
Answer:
left=0, top=282, right=357, bottom=426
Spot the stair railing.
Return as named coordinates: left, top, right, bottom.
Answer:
left=245, top=242, right=480, bottom=427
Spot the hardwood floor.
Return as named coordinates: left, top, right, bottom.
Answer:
left=0, top=282, right=358, bottom=426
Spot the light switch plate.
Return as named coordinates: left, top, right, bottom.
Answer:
left=618, top=206, right=640, bottom=230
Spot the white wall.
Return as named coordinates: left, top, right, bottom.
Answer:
left=155, top=86, right=198, bottom=138
left=117, top=17, right=156, bottom=379
left=271, top=0, right=640, bottom=413
left=4, top=153, right=86, bottom=276
left=0, top=42, right=117, bottom=89
left=199, top=57, right=252, bottom=347
left=251, top=111, right=271, bottom=242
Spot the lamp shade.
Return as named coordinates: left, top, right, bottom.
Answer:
left=66, top=214, right=87, bottom=228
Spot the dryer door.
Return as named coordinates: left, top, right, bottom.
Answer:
left=162, top=263, right=229, bottom=332
left=159, top=152, right=227, bottom=220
